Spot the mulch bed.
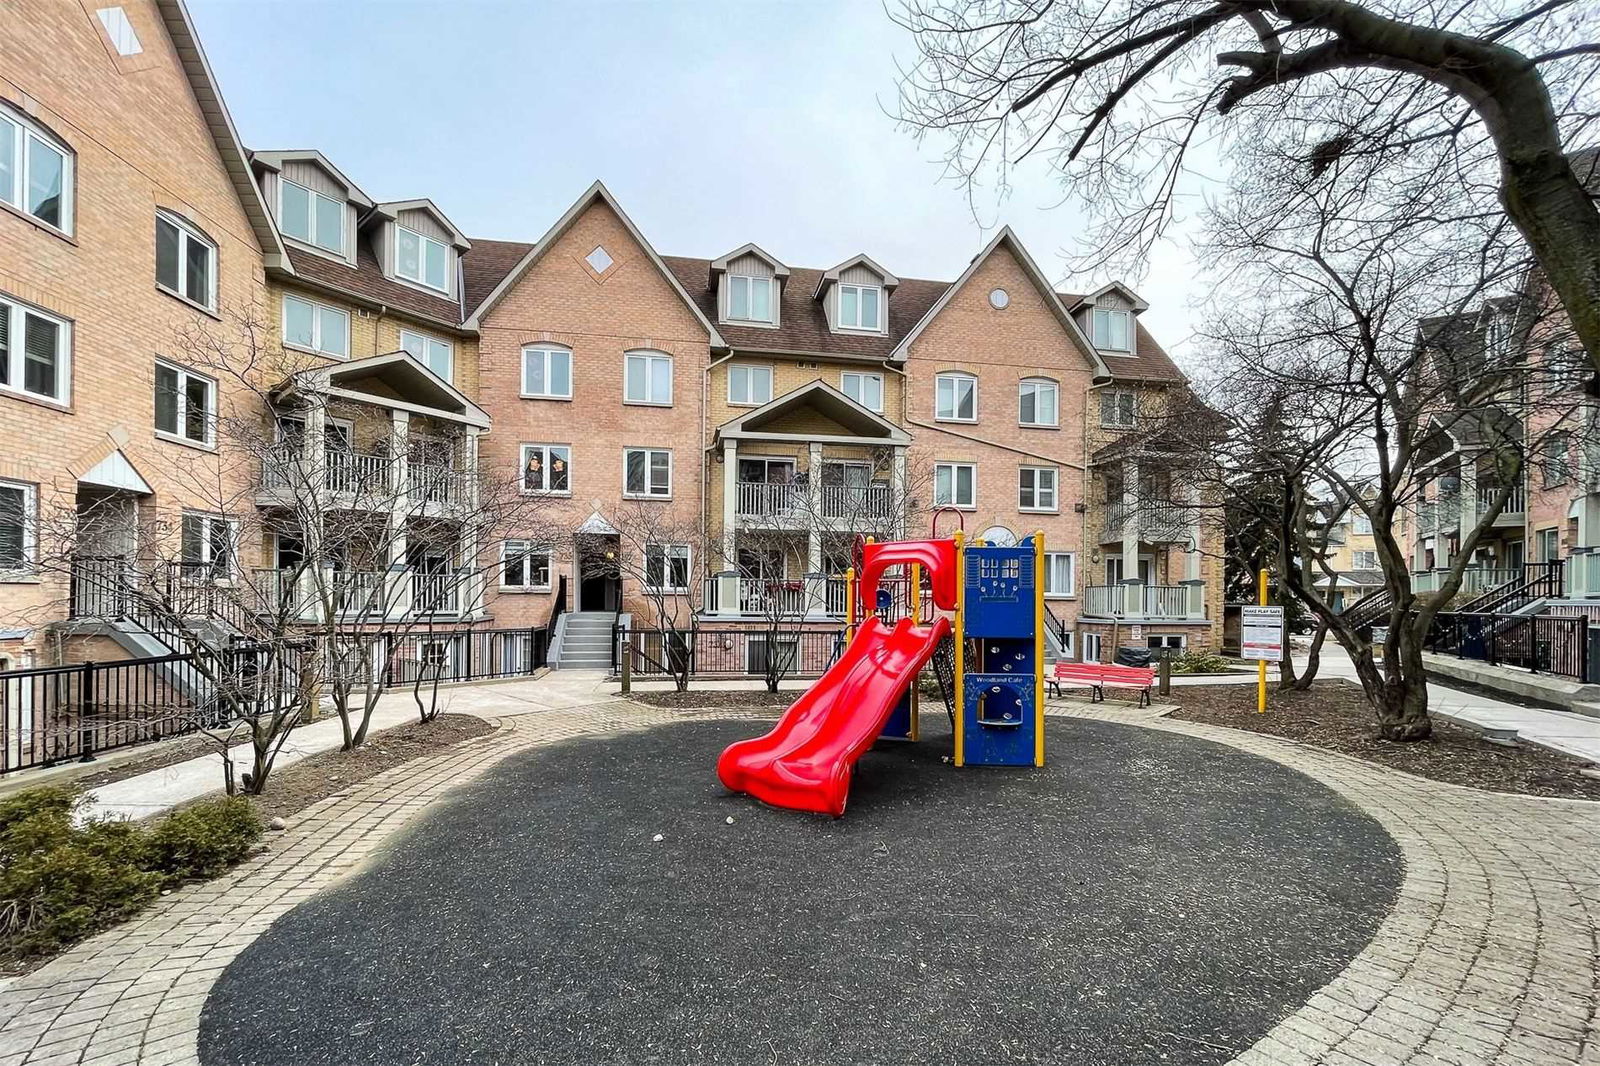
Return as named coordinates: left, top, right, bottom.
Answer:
left=627, top=690, right=797, bottom=709
left=245, top=714, right=495, bottom=823
left=1170, top=681, right=1600, bottom=800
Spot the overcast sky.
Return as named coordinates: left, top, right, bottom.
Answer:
left=189, top=0, right=1207, bottom=366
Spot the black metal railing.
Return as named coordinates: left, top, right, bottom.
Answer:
left=1424, top=611, right=1589, bottom=681
left=619, top=627, right=845, bottom=679
left=1458, top=560, right=1564, bottom=615
left=380, top=626, right=549, bottom=688
left=0, top=643, right=302, bottom=774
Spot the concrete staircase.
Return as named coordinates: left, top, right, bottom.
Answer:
left=554, top=612, right=616, bottom=670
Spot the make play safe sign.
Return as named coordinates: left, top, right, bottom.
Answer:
left=1241, top=606, right=1285, bottom=663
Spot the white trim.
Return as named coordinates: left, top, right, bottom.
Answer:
left=624, top=350, right=673, bottom=407
left=281, top=293, right=350, bottom=359
left=277, top=178, right=345, bottom=256
left=724, top=275, right=777, bottom=326
left=726, top=363, right=773, bottom=407
left=155, top=210, right=218, bottom=312
left=840, top=370, right=884, bottom=413
left=1099, top=389, right=1138, bottom=429
left=179, top=511, right=239, bottom=581
left=0, top=291, right=72, bottom=406
left=394, top=224, right=449, bottom=292
left=1043, top=551, right=1077, bottom=598
left=520, top=442, right=572, bottom=497
left=0, top=104, right=74, bottom=235
left=0, top=478, right=37, bottom=577
left=499, top=539, right=553, bottom=591
left=1018, top=377, right=1060, bottom=428
left=623, top=447, right=673, bottom=499
left=520, top=344, right=573, bottom=400
left=1092, top=308, right=1133, bottom=353
left=1018, top=465, right=1059, bottom=513
left=836, top=283, right=883, bottom=333
left=643, top=542, right=691, bottom=593
left=935, top=372, right=977, bottom=423
left=399, top=328, right=454, bottom=383
left=934, top=461, right=977, bottom=509
left=153, top=358, right=217, bottom=448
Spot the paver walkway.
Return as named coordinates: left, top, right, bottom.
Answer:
left=1, top=687, right=1597, bottom=1065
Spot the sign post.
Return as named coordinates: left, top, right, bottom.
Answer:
left=1241, top=570, right=1284, bottom=714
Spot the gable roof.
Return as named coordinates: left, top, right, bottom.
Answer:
left=153, top=0, right=288, bottom=269
left=891, top=227, right=1110, bottom=377
left=1068, top=280, right=1149, bottom=313
left=462, top=181, right=725, bottom=345
left=463, top=238, right=534, bottom=317
left=284, top=243, right=464, bottom=328
left=371, top=198, right=471, bottom=249
left=272, top=350, right=490, bottom=428
left=249, top=149, right=376, bottom=208
left=710, top=242, right=790, bottom=280
left=815, top=253, right=899, bottom=298
left=715, top=380, right=911, bottom=444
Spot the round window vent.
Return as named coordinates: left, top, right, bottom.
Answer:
left=989, top=288, right=1010, bottom=309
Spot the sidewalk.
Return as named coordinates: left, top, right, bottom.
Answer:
left=82, top=670, right=615, bottom=821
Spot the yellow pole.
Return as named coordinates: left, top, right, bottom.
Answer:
left=953, top=530, right=966, bottom=768
left=910, top=561, right=922, bottom=741
left=1257, top=568, right=1268, bottom=713
left=1033, top=530, right=1045, bottom=767
left=845, top=566, right=857, bottom=640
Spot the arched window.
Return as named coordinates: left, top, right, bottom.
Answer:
left=1018, top=377, right=1059, bottom=427
left=935, top=371, right=976, bottom=422
left=0, top=104, right=74, bottom=233
left=521, top=344, right=572, bottom=399
left=624, top=350, right=673, bottom=406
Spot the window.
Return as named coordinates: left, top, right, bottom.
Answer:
left=96, top=7, right=143, bottom=54
left=1352, top=550, right=1378, bottom=569
left=841, top=371, right=883, bottom=412
left=935, top=373, right=976, bottom=422
left=501, top=540, right=552, bottom=590
left=1542, top=432, right=1572, bottom=487
left=1043, top=552, right=1075, bottom=598
left=625, top=448, right=672, bottom=498
left=154, top=360, right=215, bottom=445
left=0, top=479, right=35, bottom=575
left=1147, top=635, right=1186, bottom=651
left=1092, top=308, right=1132, bottom=351
left=155, top=212, right=216, bottom=311
left=727, top=276, right=774, bottom=323
left=395, top=225, right=448, bottom=291
left=1019, top=467, right=1058, bottom=512
left=747, top=635, right=799, bottom=675
left=1081, top=632, right=1102, bottom=663
left=1352, top=515, right=1373, bottom=534
left=1018, top=378, right=1059, bottom=427
left=278, top=180, right=344, bottom=255
left=934, top=462, right=976, bottom=508
left=1100, top=390, right=1137, bottom=428
left=521, top=345, right=572, bottom=399
left=0, top=106, right=72, bottom=232
left=180, top=513, right=235, bottom=582
left=521, top=444, right=570, bottom=494
left=0, top=294, right=70, bottom=404
left=1536, top=528, right=1560, bottom=563
left=625, top=351, right=673, bottom=405
left=727, top=364, right=772, bottom=406
left=282, top=294, right=349, bottom=358
left=645, top=543, right=691, bottom=592
left=838, top=284, right=881, bottom=330
left=400, top=329, right=453, bottom=381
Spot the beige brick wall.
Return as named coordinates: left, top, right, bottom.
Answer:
left=708, top=356, right=900, bottom=429
left=0, top=0, right=269, bottom=658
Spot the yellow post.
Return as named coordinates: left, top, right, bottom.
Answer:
left=845, top=566, right=857, bottom=640
left=953, top=530, right=966, bottom=768
left=1257, top=567, right=1269, bottom=714
left=1033, top=530, right=1046, bottom=767
left=910, top=561, right=922, bottom=741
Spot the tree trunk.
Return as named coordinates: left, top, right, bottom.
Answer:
left=1293, top=623, right=1328, bottom=691
left=1347, top=627, right=1433, bottom=741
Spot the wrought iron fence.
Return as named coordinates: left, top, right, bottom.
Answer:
left=1424, top=611, right=1589, bottom=681
left=380, top=626, right=549, bottom=688
left=619, top=627, right=845, bottom=679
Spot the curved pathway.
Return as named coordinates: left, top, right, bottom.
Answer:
left=0, top=690, right=1594, bottom=1065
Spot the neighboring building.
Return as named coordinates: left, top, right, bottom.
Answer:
left=0, top=1, right=1224, bottom=679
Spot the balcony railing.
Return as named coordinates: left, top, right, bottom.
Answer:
left=1411, top=566, right=1520, bottom=596
left=1475, top=481, right=1526, bottom=517
left=1083, top=583, right=1201, bottom=620
left=1103, top=502, right=1191, bottom=543
left=1566, top=550, right=1600, bottom=598
left=410, top=571, right=460, bottom=615
left=705, top=574, right=853, bottom=617
left=736, top=482, right=804, bottom=520
left=820, top=483, right=892, bottom=519
left=409, top=461, right=463, bottom=505
left=262, top=449, right=467, bottom=503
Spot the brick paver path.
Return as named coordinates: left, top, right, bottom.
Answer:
left=0, top=697, right=1596, bottom=1066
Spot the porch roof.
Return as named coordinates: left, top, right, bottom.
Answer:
left=272, top=351, right=491, bottom=429
left=714, top=380, right=911, bottom=446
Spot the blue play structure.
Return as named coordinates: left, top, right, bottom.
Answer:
left=957, top=536, right=1044, bottom=767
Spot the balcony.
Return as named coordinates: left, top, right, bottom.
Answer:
left=705, top=574, right=850, bottom=617
left=1475, top=482, right=1526, bottom=527
left=1568, top=550, right=1600, bottom=598
left=735, top=482, right=804, bottom=524
left=409, top=571, right=460, bottom=615
left=820, top=483, right=892, bottom=520
left=1082, top=582, right=1204, bottom=620
left=260, top=448, right=468, bottom=509
left=1411, top=566, right=1520, bottom=597
left=1102, top=502, right=1191, bottom=544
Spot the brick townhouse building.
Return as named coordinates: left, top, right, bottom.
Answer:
left=0, top=0, right=1222, bottom=687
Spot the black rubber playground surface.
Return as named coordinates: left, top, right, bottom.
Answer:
left=199, top=717, right=1401, bottom=1066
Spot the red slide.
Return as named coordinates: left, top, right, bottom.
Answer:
left=717, top=614, right=952, bottom=817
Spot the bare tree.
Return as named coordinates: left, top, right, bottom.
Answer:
left=897, top=0, right=1600, bottom=381
left=606, top=502, right=713, bottom=692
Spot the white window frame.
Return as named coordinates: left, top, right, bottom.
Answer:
left=1351, top=550, right=1379, bottom=569
left=935, top=372, right=977, bottom=423
left=500, top=539, right=552, bottom=591
left=0, top=478, right=37, bottom=577
left=394, top=225, right=449, bottom=292
left=1092, top=308, right=1132, bottom=352
left=96, top=7, right=143, bottom=55
left=1535, top=527, right=1560, bottom=563
left=746, top=634, right=800, bottom=675
left=155, top=210, right=217, bottom=312
left=623, top=448, right=673, bottom=499
left=1100, top=389, right=1138, bottom=429
left=520, top=443, right=571, bottom=496
left=837, top=283, right=882, bottom=331
left=840, top=371, right=884, bottom=412
left=153, top=358, right=216, bottom=447
left=727, top=364, right=772, bottom=407
left=1352, top=515, right=1373, bottom=535
left=934, top=462, right=976, bottom=509
left=1018, top=466, right=1059, bottom=513
left=277, top=178, right=345, bottom=255
left=281, top=294, right=350, bottom=359
left=644, top=543, right=691, bottom=593
left=624, top=350, right=673, bottom=406
left=1018, top=378, right=1059, bottom=427
left=1147, top=634, right=1186, bottom=651
left=520, top=345, right=573, bottom=399
left=1043, top=551, right=1076, bottom=599
left=0, top=105, right=73, bottom=234
left=726, top=275, right=775, bottom=324
left=400, top=329, right=454, bottom=382
left=0, top=293, right=72, bottom=405
left=180, top=512, right=238, bottom=583
left=1081, top=632, right=1102, bottom=663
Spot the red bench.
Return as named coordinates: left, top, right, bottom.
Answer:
left=1048, top=661, right=1155, bottom=707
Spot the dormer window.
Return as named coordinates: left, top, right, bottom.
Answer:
left=839, top=284, right=881, bottom=331
left=727, top=276, right=774, bottom=323
left=1092, top=308, right=1131, bottom=352
left=279, top=179, right=344, bottom=255
left=396, top=226, right=448, bottom=292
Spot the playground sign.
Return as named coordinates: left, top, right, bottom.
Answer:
left=1241, top=606, right=1285, bottom=662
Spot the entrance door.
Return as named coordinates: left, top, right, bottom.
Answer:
left=1506, top=540, right=1525, bottom=570
left=576, top=533, right=621, bottom=612
left=1105, top=555, right=1153, bottom=584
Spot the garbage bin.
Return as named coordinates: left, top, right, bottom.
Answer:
left=1114, top=646, right=1153, bottom=667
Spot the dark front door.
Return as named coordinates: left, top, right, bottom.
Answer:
left=577, top=533, right=621, bottom=611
